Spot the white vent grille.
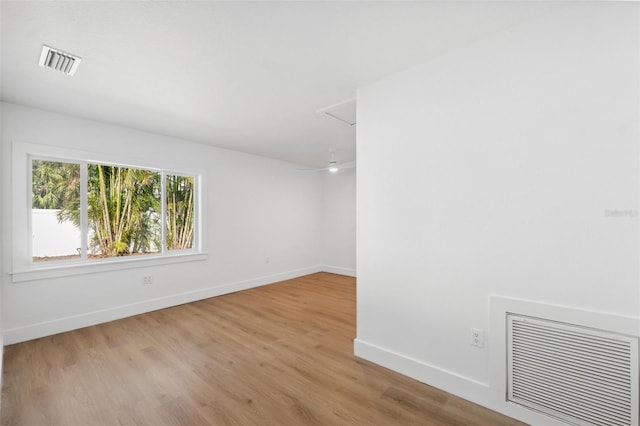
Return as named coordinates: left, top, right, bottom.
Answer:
left=316, top=98, right=356, bottom=127
left=507, top=314, right=638, bottom=426
left=38, top=45, right=81, bottom=76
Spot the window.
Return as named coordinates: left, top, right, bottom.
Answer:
left=85, top=164, right=162, bottom=258
left=32, top=160, right=81, bottom=261
left=165, top=174, right=194, bottom=251
left=13, top=142, right=205, bottom=281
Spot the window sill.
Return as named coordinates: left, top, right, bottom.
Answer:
left=10, top=252, right=208, bottom=283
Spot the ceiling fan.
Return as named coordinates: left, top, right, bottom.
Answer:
left=298, top=150, right=356, bottom=173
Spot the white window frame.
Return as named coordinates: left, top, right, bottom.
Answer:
left=11, top=141, right=207, bottom=282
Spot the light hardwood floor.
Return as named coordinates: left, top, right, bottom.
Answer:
left=1, top=273, right=523, bottom=425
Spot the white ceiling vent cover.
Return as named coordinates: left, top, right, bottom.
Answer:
left=38, top=45, right=81, bottom=76
left=507, top=314, right=639, bottom=426
left=317, top=98, right=356, bottom=127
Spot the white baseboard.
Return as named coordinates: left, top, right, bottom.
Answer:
left=353, top=338, right=566, bottom=426
left=3, top=265, right=323, bottom=345
left=354, top=338, right=490, bottom=400
left=321, top=265, right=356, bottom=277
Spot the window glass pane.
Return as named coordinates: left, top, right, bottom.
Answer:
left=32, top=160, right=81, bottom=262
left=87, top=164, right=161, bottom=258
left=166, top=175, right=194, bottom=250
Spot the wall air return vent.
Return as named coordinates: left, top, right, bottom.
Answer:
left=38, top=45, right=81, bottom=76
left=507, top=314, right=639, bottom=426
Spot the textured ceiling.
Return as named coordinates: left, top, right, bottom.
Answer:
left=1, top=1, right=561, bottom=167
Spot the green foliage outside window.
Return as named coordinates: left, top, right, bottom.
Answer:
left=32, top=159, right=195, bottom=260
left=32, top=160, right=79, bottom=210
left=166, top=175, right=194, bottom=250
left=87, top=164, right=161, bottom=256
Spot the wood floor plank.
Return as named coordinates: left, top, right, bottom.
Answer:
left=1, top=272, right=524, bottom=425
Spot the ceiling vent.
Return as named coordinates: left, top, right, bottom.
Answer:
left=317, top=98, right=356, bottom=127
left=38, top=45, right=81, bottom=76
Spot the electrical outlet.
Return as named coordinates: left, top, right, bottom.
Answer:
left=143, top=275, right=153, bottom=286
left=265, top=257, right=270, bottom=264
left=471, top=328, right=485, bottom=348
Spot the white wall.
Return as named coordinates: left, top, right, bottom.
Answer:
left=1, top=102, right=325, bottom=344
left=321, top=168, right=356, bottom=276
left=0, top=102, right=4, bottom=394
left=356, top=3, right=639, bottom=424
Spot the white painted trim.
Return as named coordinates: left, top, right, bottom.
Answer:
left=4, top=265, right=323, bottom=344
left=11, top=140, right=208, bottom=279
left=354, top=338, right=568, bottom=426
left=321, top=265, right=356, bottom=277
left=354, top=338, right=489, bottom=394
left=488, top=295, right=640, bottom=425
left=11, top=252, right=208, bottom=283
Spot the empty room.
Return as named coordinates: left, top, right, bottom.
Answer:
left=1, top=1, right=639, bottom=425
